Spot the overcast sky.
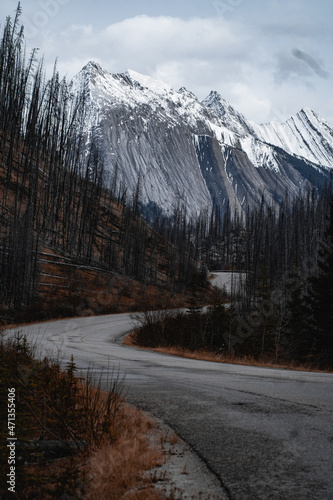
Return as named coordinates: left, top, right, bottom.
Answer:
left=1, top=0, right=332, bottom=124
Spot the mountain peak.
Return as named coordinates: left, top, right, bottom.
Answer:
left=82, top=61, right=106, bottom=77
left=202, top=91, right=255, bottom=137
left=251, top=107, right=333, bottom=168
left=202, top=91, right=227, bottom=112
left=297, top=107, right=326, bottom=125
left=178, top=86, right=197, bottom=99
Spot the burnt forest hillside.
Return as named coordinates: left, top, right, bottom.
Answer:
left=0, top=8, right=208, bottom=324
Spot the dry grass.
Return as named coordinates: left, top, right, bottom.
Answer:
left=84, top=403, right=166, bottom=500
left=20, top=393, right=168, bottom=499
left=21, top=402, right=167, bottom=500
left=73, top=373, right=169, bottom=498
left=2, top=272, right=196, bottom=327
left=125, top=333, right=332, bottom=373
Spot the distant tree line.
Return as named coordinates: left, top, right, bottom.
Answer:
left=138, top=187, right=333, bottom=368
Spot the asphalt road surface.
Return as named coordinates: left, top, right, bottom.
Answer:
left=8, top=313, right=333, bottom=500
left=210, top=272, right=246, bottom=294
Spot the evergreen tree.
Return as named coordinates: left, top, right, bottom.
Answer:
left=284, top=273, right=312, bottom=363
left=307, top=198, right=333, bottom=367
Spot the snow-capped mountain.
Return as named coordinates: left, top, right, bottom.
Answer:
left=251, top=109, right=333, bottom=168
left=72, top=61, right=333, bottom=216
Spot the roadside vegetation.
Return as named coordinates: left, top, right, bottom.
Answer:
left=132, top=215, right=333, bottom=374
left=0, top=332, right=169, bottom=499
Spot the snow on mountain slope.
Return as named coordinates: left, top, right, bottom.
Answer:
left=251, top=109, right=333, bottom=168
left=202, top=91, right=257, bottom=138
left=202, top=90, right=333, bottom=170
left=72, top=62, right=213, bottom=214
left=126, top=69, right=173, bottom=96
left=71, top=62, right=333, bottom=216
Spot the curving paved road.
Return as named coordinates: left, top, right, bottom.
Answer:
left=8, top=313, right=333, bottom=500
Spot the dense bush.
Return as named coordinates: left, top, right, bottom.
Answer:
left=133, top=288, right=231, bottom=352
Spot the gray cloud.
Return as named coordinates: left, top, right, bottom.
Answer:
left=274, top=50, right=314, bottom=84
left=37, top=14, right=333, bottom=124
left=1, top=1, right=332, bottom=124
left=292, top=48, right=330, bottom=79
